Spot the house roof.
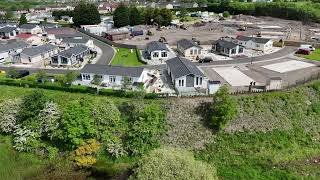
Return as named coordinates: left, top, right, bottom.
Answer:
left=81, top=64, right=144, bottom=77
left=237, top=36, right=271, bottom=44
left=177, top=39, right=202, bottom=50
left=213, top=39, right=238, bottom=49
left=0, top=41, right=29, bottom=53
left=0, top=26, right=16, bottom=33
left=146, top=41, right=169, bottom=52
left=16, top=33, right=33, bottom=39
left=57, top=45, right=89, bottom=58
left=46, top=27, right=76, bottom=35
left=61, top=38, right=90, bottom=44
left=166, top=57, right=204, bottom=78
left=20, top=24, right=39, bottom=29
left=0, top=22, right=17, bottom=28
left=21, top=44, right=57, bottom=57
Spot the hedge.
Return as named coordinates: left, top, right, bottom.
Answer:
left=0, top=78, right=158, bottom=99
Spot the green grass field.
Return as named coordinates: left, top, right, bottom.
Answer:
left=304, top=49, right=320, bottom=61
left=111, top=48, right=145, bottom=67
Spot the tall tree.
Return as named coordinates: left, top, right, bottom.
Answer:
left=73, top=1, right=100, bottom=27
left=129, top=6, right=142, bottom=26
left=4, top=10, right=14, bottom=21
left=19, top=14, right=27, bottom=25
left=160, top=8, right=172, bottom=26
left=113, top=3, right=130, bottom=28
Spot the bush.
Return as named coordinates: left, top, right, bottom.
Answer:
left=73, top=139, right=101, bottom=168
left=13, top=127, right=41, bottom=152
left=211, top=86, right=238, bottom=130
left=0, top=99, right=22, bottom=133
left=37, top=102, right=61, bottom=139
left=130, top=147, right=218, bottom=180
left=223, top=11, right=230, bottom=17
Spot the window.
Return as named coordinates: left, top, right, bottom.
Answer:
left=109, top=76, right=116, bottom=83
left=153, top=52, right=159, bottom=58
left=231, top=48, right=236, bottom=54
left=28, top=57, right=31, bottom=62
left=196, top=77, right=199, bottom=85
left=178, top=79, right=184, bottom=87
left=61, top=57, right=68, bottom=64
left=199, top=77, right=202, bottom=85
left=161, top=51, right=167, bottom=57
left=190, top=49, right=193, bottom=55
left=82, top=74, right=91, bottom=80
left=196, top=77, right=202, bottom=86
left=239, top=47, right=244, bottom=53
left=198, top=49, right=201, bottom=54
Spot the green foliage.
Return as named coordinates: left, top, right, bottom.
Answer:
left=55, top=100, right=96, bottom=149
left=130, top=147, right=218, bottom=180
left=18, top=89, right=49, bottom=127
left=211, top=86, right=238, bottom=130
left=113, top=3, right=130, bottom=28
left=37, top=102, right=61, bottom=139
left=52, top=10, right=74, bottom=20
left=57, top=71, right=79, bottom=86
left=125, top=104, right=166, bottom=156
left=0, top=99, right=22, bottom=133
left=4, top=10, right=14, bottom=21
left=19, top=14, right=27, bottom=25
left=129, top=6, right=142, bottom=26
left=6, top=68, right=19, bottom=79
left=73, top=139, right=100, bottom=168
left=92, top=74, right=102, bottom=85
left=223, top=11, right=230, bottom=17
left=73, top=1, right=101, bottom=27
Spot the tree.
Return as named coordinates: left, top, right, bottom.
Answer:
left=130, top=147, right=218, bottom=180
left=19, top=14, right=27, bottom=25
left=159, top=8, right=172, bottom=26
left=4, top=10, right=14, bottom=21
left=59, top=71, right=79, bottom=86
left=113, top=3, right=130, bottom=28
left=124, top=104, right=166, bottom=155
left=55, top=100, right=96, bottom=149
left=211, top=86, right=238, bottom=130
left=179, top=8, right=188, bottom=22
left=223, top=11, right=230, bottom=18
left=92, top=74, right=102, bottom=85
left=129, top=6, right=142, bottom=26
left=73, top=1, right=101, bottom=27
left=35, top=70, right=47, bottom=83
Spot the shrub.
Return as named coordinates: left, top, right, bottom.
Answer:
left=37, top=102, right=61, bottom=139
left=130, top=147, right=218, bottom=180
left=0, top=99, right=22, bottom=133
left=223, top=11, right=230, bottom=17
left=212, top=86, right=238, bottom=130
left=55, top=100, right=96, bottom=149
left=124, top=104, right=166, bottom=156
left=73, top=139, right=101, bottom=168
left=13, top=126, right=41, bottom=152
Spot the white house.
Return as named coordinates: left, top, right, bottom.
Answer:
left=80, top=64, right=149, bottom=87
left=61, top=37, right=95, bottom=50
left=177, top=39, right=203, bottom=59
left=0, top=41, right=29, bottom=63
left=212, top=39, right=244, bottom=57
left=19, top=24, right=43, bottom=34
left=237, top=36, right=273, bottom=52
left=166, top=57, right=208, bottom=93
left=145, top=41, right=170, bottom=61
left=20, top=44, right=58, bottom=64
left=51, top=45, right=90, bottom=66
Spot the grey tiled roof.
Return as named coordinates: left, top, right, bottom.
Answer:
left=61, top=38, right=90, bottom=44
left=21, top=44, right=58, bottom=57
left=0, top=26, right=16, bottom=33
left=81, top=64, right=144, bottom=77
left=0, top=41, right=29, bottom=53
left=54, top=33, right=82, bottom=39
left=237, top=36, right=271, bottom=44
left=146, top=41, right=169, bottom=52
left=177, top=39, right=202, bottom=50
left=20, top=24, right=38, bottom=29
left=57, top=45, right=89, bottom=58
left=213, top=39, right=238, bottom=49
left=166, top=57, right=204, bottom=78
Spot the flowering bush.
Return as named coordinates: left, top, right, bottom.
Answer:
left=0, top=99, right=22, bottom=133
left=73, top=139, right=100, bottom=168
left=13, top=126, right=41, bottom=152
left=38, top=102, right=61, bottom=139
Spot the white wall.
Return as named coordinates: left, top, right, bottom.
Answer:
left=150, top=50, right=169, bottom=61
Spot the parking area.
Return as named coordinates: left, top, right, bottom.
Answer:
left=213, top=67, right=256, bottom=86
left=262, top=60, right=315, bottom=73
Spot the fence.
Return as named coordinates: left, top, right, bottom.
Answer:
left=77, top=28, right=139, bottom=49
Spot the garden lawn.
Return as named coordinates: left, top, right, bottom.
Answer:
left=111, top=48, right=145, bottom=66
left=304, top=49, right=320, bottom=61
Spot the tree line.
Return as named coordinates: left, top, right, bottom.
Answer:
left=113, top=3, right=173, bottom=28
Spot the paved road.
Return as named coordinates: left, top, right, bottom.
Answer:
left=78, top=31, right=115, bottom=65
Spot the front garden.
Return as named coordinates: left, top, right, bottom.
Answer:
left=111, top=48, right=145, bottom=67
left=304, top=49, right=320, bottom=61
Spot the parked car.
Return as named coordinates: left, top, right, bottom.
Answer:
left=199, top=57, right=213, bottom=63
left=299, top=44, right=315, bottom=51
left=295, top=49, right=311, bottom=55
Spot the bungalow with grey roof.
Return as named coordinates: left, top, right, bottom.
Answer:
left=212, top=39, right=244, bottom=57
left=166, top=57, right=208, bottom=93
left=0, top=41, right=29, bottom=63
left=19, top=24, right=43, bottom=34
left=80, top=64, right=148, bottom=87
left=177, top=39, right=203, bottom=59
left=145, top=41, right=170, bottom=61
left=236, top=36, right=273, bottom=52
left=20, top=44, right=58, bottom=64
left=51, top=45, right=89, bottom=66
left=0, top=26, right=18, bottom=39
left=61, top=37, right=95, bottom=50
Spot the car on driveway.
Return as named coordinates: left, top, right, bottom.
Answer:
left=295, top=49, right=311, bottom=55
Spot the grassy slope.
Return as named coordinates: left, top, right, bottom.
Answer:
left=111, top=48, right=144, bottom=67
left=304, top=49, right=320, bottom=61
left=0, top=135, right=47, bottom=180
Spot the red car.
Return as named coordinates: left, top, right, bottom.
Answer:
left=296, top=49, right=311, bottom=55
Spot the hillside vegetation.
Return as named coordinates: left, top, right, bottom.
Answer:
left=0, top=80, right=320, bottom=179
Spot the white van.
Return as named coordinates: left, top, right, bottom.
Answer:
left=299, top=44, right=315, bottom=51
